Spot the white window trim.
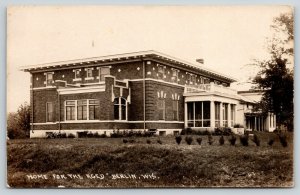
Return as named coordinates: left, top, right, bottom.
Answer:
left=46, top=102, right=54, bottom=123
left=44, top=72, right=54, bottom=87
left=65, top=99, right=100, bottom=121
left=114, top=97, right=128, bottom=121
left=73, top=69, right=82, bottom=82
left=85, top=67, right=94, bottom=80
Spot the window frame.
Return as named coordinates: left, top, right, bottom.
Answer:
left=73, top=69, right=82, bottom=82
left=45, top=72, right=54, bottom=86
left=157, top=98, right=165, bottom=120
left=85, top=68, right=94, bottom=80
left=65, top=99, right=100, bottom=121
left=114, top=97, right=127, bottom=121
left=46, top=102, right=54, bottom=122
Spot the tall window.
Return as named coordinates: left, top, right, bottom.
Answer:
left=172, top=69, right=179, bottom=83
left=230, top=104, right=235, bottom=127
left=172, top=100, right=178, bottom=120
left=66, top=100, right=76, bottom=120
left=158, top=99, right=165, bottom=120
left=77, top=100, right=87, bottom=120
left=45, top=72, right=54, bottom=86
left=157, top=65, right=165, bottom=80
left=215, top=102, right=220, bottom=127
left=223, top=104, right=228, bottom=127
left=89, top=100, right=100, bottom=120
left=99, top=67, right=110, bottom=81
left=46, top=102, right=54, bottom=122
left=187, top=101, right=211, bottom=127
left=114, top=97, right=127, bottom=120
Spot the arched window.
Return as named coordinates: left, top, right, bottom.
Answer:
left=114, top=97, right=127, bottom=120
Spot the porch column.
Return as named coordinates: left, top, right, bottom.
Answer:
left=220, top=102, right=223, bottom=127
left=210, top=101, right=215, bottom=128
left=184, top=102, right=188, bottom=128
left=254, top=117, right=257, bottom=131
left=274, top=114, right=276, bottom=129
left=228, top=104, right=231, bottom=127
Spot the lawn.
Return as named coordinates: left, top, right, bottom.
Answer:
left=7, top=132, right=294, bottom=188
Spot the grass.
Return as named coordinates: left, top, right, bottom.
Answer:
left=7, top=132, right=293, bottom=188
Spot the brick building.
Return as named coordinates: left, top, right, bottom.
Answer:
left=21, top=50, right=276, bottom=138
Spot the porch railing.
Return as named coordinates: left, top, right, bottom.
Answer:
left=184, top=82, right=237, bottom=96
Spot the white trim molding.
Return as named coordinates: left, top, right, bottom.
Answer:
left=57, top=85, right=105, bottom=95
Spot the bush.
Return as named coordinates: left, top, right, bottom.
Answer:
left=157, top=139, right=163, bottom=144
left=219, top=136, right=225, bottom=145
left=146, top=139, right=151, bottom=144
left=228, top=135, right=237, bottom=146
left=78, top=131, right=88, bottom=138
left=122, top=138, right=128, bottom=144
left=185, top=136, right=193, bottom=145
left=240, top=135, right=249, bottom=146
left=278, top=133, right=288, bottom=147
left=180, top=127, right=193, bottom=135
left=67, top=133, right=76, bottom=138
left=196, top=137, right=202, bottom=145
left=268, top=138, right=275, bottom=146
left=129, top=139, right=136, bottom=143
left=100, top=133, right=107, bottom=138
left=214, top=127, right=232, bottom=136
left=175, top=136, right=182, bottom=145
left=233, top=124, right=244, bottom=128
left=252, top=134, right=260, bottom=146
left=208, top=134, right=213, bottom=145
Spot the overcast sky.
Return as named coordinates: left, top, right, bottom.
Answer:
left=7, top=5, right=292, bottom=113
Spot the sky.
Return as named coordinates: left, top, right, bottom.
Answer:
left=7, top=5, right=293, bottom=113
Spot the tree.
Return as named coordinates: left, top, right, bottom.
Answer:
left=252, top=12, right=294, bottom=131
left=7, top=102, right=31, bottom=139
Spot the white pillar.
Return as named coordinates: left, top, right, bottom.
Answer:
left=210, top=101, right=215, bottom=128
left=228, top=104, right=231, bottom=127
left=274, top=114, right=276, bottom=129
left=220, top=102, right=223, bottom=127
left=184, top=102, right=188, bottom=128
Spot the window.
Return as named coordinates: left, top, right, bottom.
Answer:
left=89, top=100, right=100, bottom=120
left=188, top=101, right=211, bottom=127
left=157, top=65, right=165, bottom=80
left=186, top=73, right=196, bottom=84
left=77, top=100, right=87, bottom=120
left=85, top=68, right=93, bottom=79
left=99, top=67, right=110, bottom=81
left=65, top=99, right=100, bottom=121
left=46, top=102, right=54, bottom=122
left=172, top=100, right=178, bottom=120
left=66, top=101, right=76, bottom=120
left=45, top=72, right=54, bottom=86
left=230, top=104, right=235, bottom=127
left=172, top=69, right=179, bottom=83
left=73, top=69, right=81, bottom=81
left=223, top=103, right=228, bottom=127
left=114, top=97, right=127, bottom=120
left=215, top=102, right=221, bottom=127
left=158, top=99, right=165, bottom=120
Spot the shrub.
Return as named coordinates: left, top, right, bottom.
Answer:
left=252, top=134, right=260, bottom=146
left=78, top=131, right=88, bottom=138
left=208, top=134, right=213, bottom=145
left=100, top=133, right=107, bottom=138
left=219, top=136, right=225, bottom=145
left=146, top=139, right=151, bottom=144
left=214, top=127, right=232, bottom=136
left=129, top=139, right=136, bottom=144
left=268, top=138, right=275, bottom=146
left=67, top=133, right=75, bottom=138
left=185, top=136, right=193, bottom=145
left=240, top=135, right=249, bottom=146
left=196, top=137, right=202, bottom=145
left=180, top=127, right=193, bottom=135
left=175, top=136, right=182, bottom=145
left=122, top=138, right=128, bottom=144
left=234, top=124, right=244, bottom=128
left=87, top=132, right=94, bottom=138
left=157, top=139, right=163, bottom=144
left=278, top=133, right=288, bottom=147
left=228, top=135, right=237, bottom=146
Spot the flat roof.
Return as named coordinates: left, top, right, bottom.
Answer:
left=20, top=50, right=237, bottom=83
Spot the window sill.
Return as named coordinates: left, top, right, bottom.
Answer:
left=85, top=77, right=94, bottom=81
left=73, top=78, right=82, bottom=82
